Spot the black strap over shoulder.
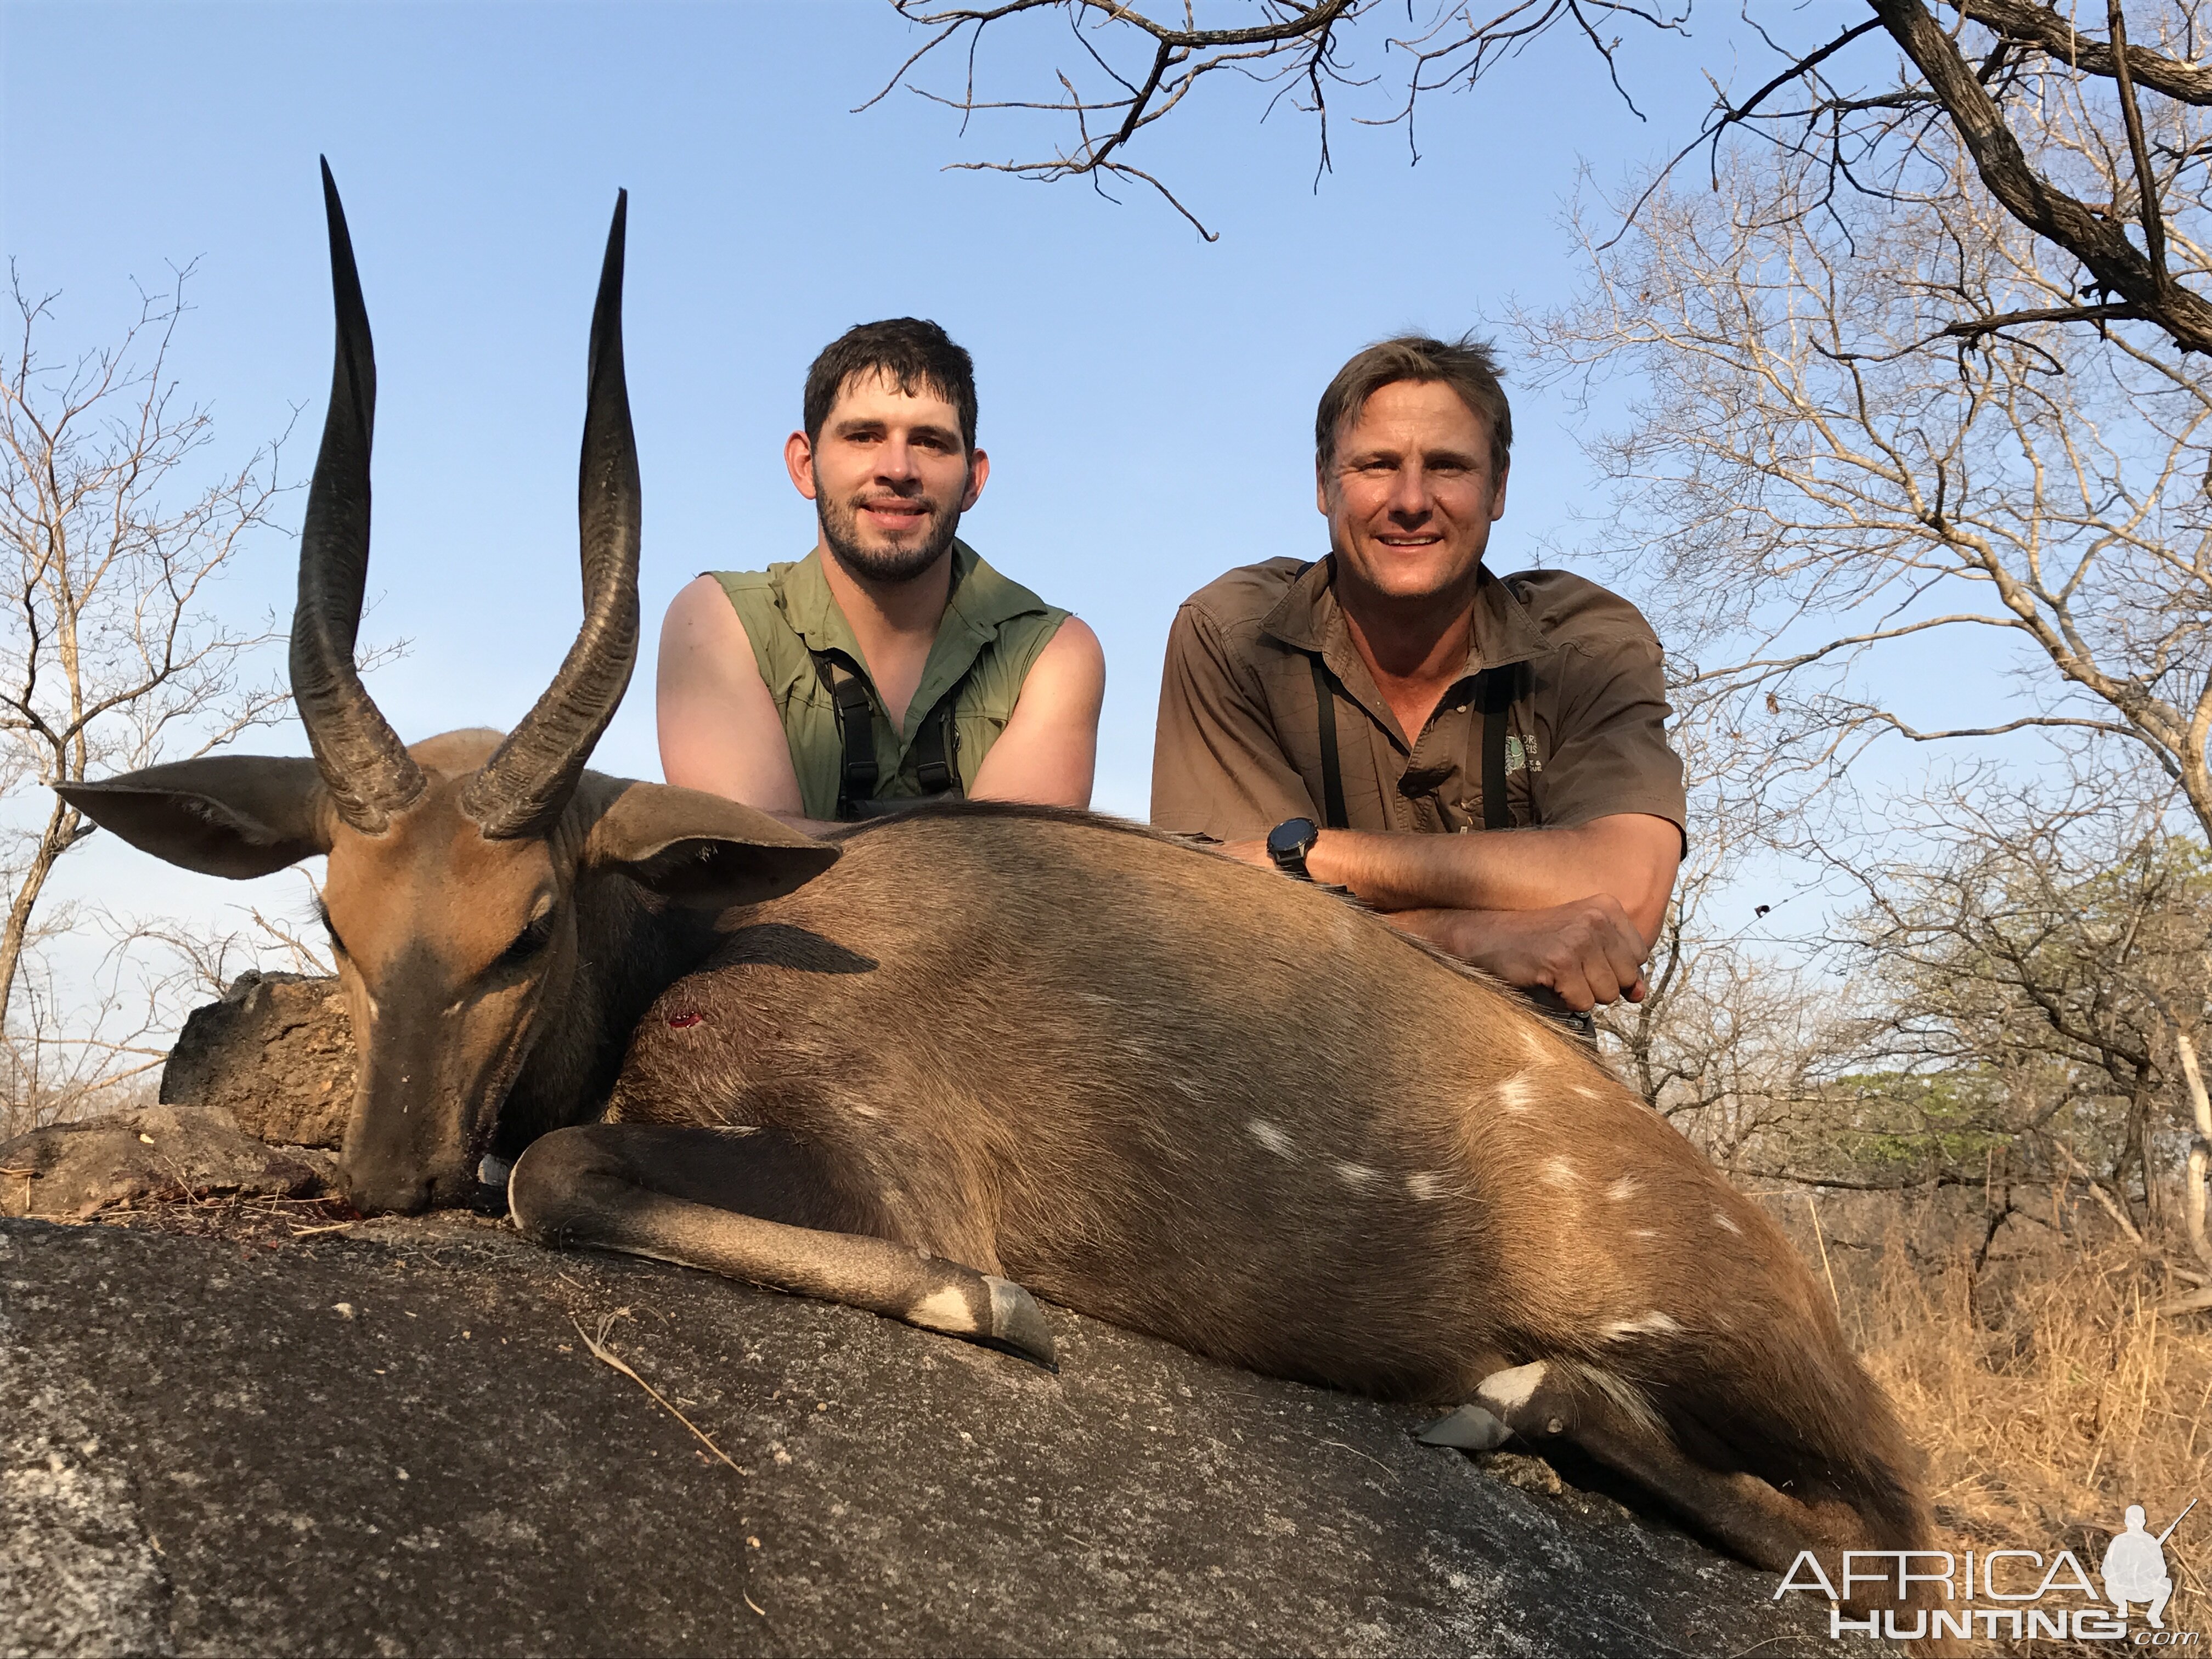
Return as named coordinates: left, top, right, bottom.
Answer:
left=1310, top=653, right=1350, bottom=831
left=1477, top=664, right=1514, bottom=832
left=1299, top=556, right=1520, bottom=834
left=815, top=653, right=879, bottom=820
left=812, top=651, right=963, bottom=821
left=910, top=690, right=960, bottom=797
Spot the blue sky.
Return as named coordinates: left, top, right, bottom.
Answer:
left=5, top=0, right=1735, bottom=967
left=83, top=1, right=2149, bottom=1070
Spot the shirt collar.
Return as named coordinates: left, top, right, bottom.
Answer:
left=785, top=538, right=1022, bottom=662
left=1260, top=554, right=1554, bottom=677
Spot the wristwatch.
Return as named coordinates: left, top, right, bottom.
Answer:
left=1266, top=816, right=1321, bottom=881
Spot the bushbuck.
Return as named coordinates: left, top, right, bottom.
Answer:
left=63, top=166, right=1937, bottom=1606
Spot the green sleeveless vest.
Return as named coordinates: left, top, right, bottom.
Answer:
left=711, top=541, right=1071, bottom=821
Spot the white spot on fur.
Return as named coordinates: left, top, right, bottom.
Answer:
left=1334, top=1161, right=1379, bottom=1187
left=1606, top=1176, right=1637, bottom=1202
left=1248, top=1120, right=1296, bottom=1160
left=1493, top=1072, right=1537, bottom=1115
left=1714, top=1209, right=1742, bottom=1234
left=1406, top=1171, right=1445, bottom=1201
left=908, top=1287, right=977, bottom=1334
left=1541, top=1157, right=1578, bottom=1189
left=1571, top=1085, right=1600, bottom=1100
left=1601, top=1311, right=1682, bottom=1341
left=1476, top=1362, right=1548, bottom=1412
left=1629, top=1228, right=1657, bottom=1240
left=1519, top=1026, right=1547, bottom=1062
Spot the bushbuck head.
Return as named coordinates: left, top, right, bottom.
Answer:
left=60, top=163, right=836, bottom=1214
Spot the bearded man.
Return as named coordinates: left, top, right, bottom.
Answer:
left=658, top=318, right=1105, bottom=826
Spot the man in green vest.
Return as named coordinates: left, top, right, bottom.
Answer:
left=657, top=318, right=1105, bottom=826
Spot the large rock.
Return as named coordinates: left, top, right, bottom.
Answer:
left=0, top=1209, right=1875, bottom=1658
left=160, top=972, right=353, bottom=1149
left=0, top=1103, right=323, bottom=1220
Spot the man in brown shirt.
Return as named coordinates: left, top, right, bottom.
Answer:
left=1150, top=334, right=1685, bottom=1015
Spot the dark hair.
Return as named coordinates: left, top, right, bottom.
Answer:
left=1314, top=333, right=1513, bottom=475
left=802, top=318, right=978, bottom=455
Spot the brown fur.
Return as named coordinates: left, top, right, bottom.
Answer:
left=65, top=748, right=1933, bottom=1588
left=597, top=800, right=1933, bottom=1565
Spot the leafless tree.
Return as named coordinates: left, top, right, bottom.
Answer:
left=1514, top=119, right=2212, bottom=844
left=1596, top=661, right=1888, bottom=1167
left=0, top=264, right=296, bottom=1130
left=867, top=0, right=1686, bottom=237
left=872, top=1, right=2212, bottom=360
left=1829, top=769, right=2212, bottom=1262
left=1501, top=103, right=2212, bottom=1234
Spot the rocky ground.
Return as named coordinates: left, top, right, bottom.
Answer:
left=1, top=1198, right=1864, bottom=1658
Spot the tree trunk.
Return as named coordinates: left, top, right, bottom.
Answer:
left=0, top=792, right=77, bottom=1040
left=2173, top=1025, right=2212, bottom=1267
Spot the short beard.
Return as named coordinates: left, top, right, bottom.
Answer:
left=817, top=477, right=965, bottom=586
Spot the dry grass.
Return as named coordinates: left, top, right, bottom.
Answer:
left=1846, top=1224, right=2212, bottom=1646
left=88, top=1186, right=357, bottom=1240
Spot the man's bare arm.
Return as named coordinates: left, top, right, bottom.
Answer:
left=658, top=575, right=1104, bottom=828
left=1385, top=902, right=1656, bottom=1010
left=1327, top=816, right=1678, bottom=1009
left=969, top=617, right=1105, bottom=808
left=1307, top=812, right=1681, bottom=945
left=657, top=574, right=810, bottom=812
left=1220, top=814, right=1680, bottom=1009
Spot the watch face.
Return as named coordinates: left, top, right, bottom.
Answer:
left=1268, top=817, right=1318, bottom=860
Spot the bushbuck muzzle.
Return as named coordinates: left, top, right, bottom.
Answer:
left=57, top=163, right=836, bottom=1216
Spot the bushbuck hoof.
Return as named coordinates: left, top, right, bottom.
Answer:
left=983, top=1275, right=1057, bottom=1369
left=1417, top=1403, right=1513, bottom=1451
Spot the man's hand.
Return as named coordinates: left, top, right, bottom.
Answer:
left=1387, top=898, right=1652, bottom=1009
left=1220, top=826, right=1655, bottom=1007
left=1217, top=814, right=1674, bottom=1006
left=1306, top=815, right=1680, bottom=944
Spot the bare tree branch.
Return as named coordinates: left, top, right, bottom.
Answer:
left=0, top=262, right=302, bottom=1130
left=1961, top=0, right=2212, bottom=105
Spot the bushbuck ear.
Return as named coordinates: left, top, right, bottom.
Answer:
left=588, top=782, right=838, bottom=908
left=58, top=758, right=332, bottom=879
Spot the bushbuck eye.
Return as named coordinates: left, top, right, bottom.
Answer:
left=501, top=913, right=554, bottom=967
left=318, top=905, right=347, bottom=959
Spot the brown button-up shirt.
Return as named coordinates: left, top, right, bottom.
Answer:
left=1150, top=556, right=1688, bottom=843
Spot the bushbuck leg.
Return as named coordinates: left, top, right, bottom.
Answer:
left=509, top=1123, right=1057, bottom=1364
left=523, top=1116, right=1882, bottom=1588
left=523, top=1122, right=1927, bottom=1621
left=1427, top=1363, right=1842, bottom=1571
left=1424, top=1358, right=1961, bottom=1650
